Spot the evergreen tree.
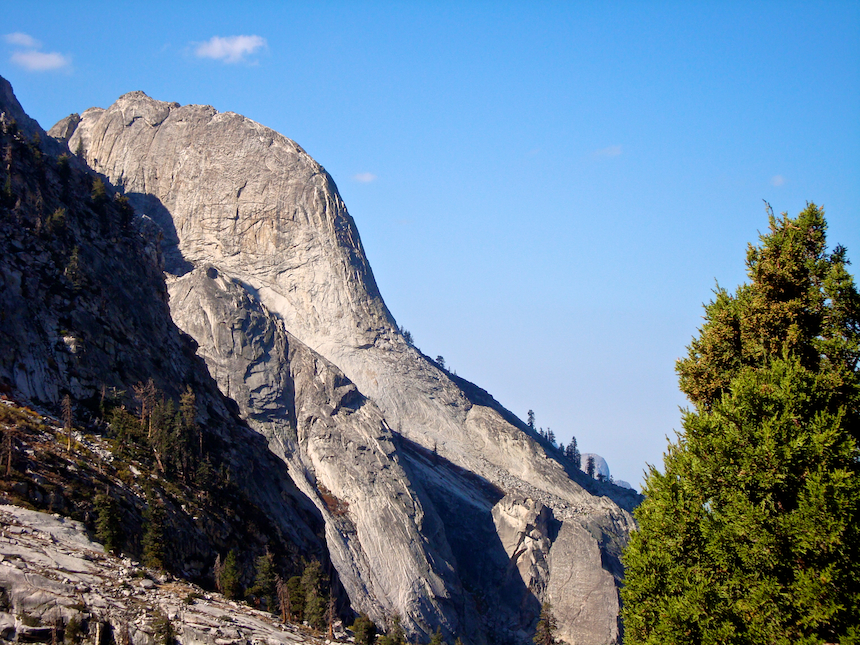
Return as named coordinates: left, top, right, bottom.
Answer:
left=286, top=575, right=304, bottom=621
left=621, top=205, right=860, bottom=644
left=94, top=492, right=122, bottom=554
left=377, top=615, right=406, bottom=645
left=142, top=487, right=166, bottom=569
left=585, top=455, right=595, bottom=478
left=249, top=552, right=277, bottom=613
left=429, top=626, right=446, bottom=645
left=565, top=437, right=581, bottom=470
left=301, top=560, right=327, bottom=629
left=527, top=409, right=535, bottom=430
left=533, top=603, right=558, bottom=645
left=350, top=614, right=377, bottom=645
left=216, top=550, right=241, bottom=600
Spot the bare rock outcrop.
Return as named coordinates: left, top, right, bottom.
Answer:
left=0, top=505, right=331, bottom=645
left=52, top=91, right=641, bottom=644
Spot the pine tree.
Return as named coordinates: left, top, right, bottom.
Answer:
left=565, top=437, right=581, bottom=470
left=142, top=486, right=166, bottom=569
left=249, top=552, right=277, bottom=613
left=301, top=560, right=327, bottom=629
left=218, top=550, right=241, bottom=600
left=377, top=615, right=406, bottom=645
left=350, top=614, right=377, bottom=645
left=94, top=491, right=122, bottom=554
left=533, top=603, right=558, bottom=645
left=286, top=575, right=304, bottom=621
left=621, top=204, right=860, bottom=644
left=429, top=626, right=446, bottom=645
left=585, top=455, right=595, bottom=478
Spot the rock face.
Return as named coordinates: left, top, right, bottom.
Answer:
left=0, top=81, right=328, bottom=589
left=0, top=505, right=331, bottom=645
left=50, top=91, right=642, bottom=644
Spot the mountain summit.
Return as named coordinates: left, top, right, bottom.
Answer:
left=2, top=84, right=641, bottom=644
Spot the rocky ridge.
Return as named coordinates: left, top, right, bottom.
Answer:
left=0, top=74, right=329, bottom=598
left=43, top=89, right=640, bottom=643
left=0, top=504, right=333, bottom=645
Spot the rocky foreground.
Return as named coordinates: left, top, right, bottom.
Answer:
left=0, top=504, right=334, bottom=645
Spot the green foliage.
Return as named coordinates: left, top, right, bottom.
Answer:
left=301, top=559, right=327, bottom=629
left=585, top=455, right=595, bottom=478
left=64, top=615, right=84, bottom=644
left=377, top=615, right=406, bottom=645
left=286, top=575, right=304, bottom=621
left=217, top=550, right=241, bottom=600
left=94, top=492, right=122, bottom=553
left=533, top=602, right=558, bottom=645
left=91, top=177, right=107, bottom=205
left=249, top=552, right=277, bottom=613
left=114, top=193, right=134, bottom=229
left=142, top=486, right=166, bottom=569
left=621, top=205, right=860, bottom=645
left=350, top=614, right=377, bottom=645
left=151, top=609, right=175, bottom=645
left=46, top=207, right=66, bottom=234
left=429, top=626, right=446, bottom=645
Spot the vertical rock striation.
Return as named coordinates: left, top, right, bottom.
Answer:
left=50, top=91, right=641, bottom=644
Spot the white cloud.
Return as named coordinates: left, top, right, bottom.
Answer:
left=194, top=35, right=267, bottom=63
left=595, top=144, right=623, bottom=158
left=353, top=172, right=378, bottom=183
left=4, top=32, right=40, bottom=48
left=11, top=50, right=70, bottom=71
left=771, top=175, right=785, bottom=187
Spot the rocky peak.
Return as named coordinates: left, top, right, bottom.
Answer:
left=37, top=84, right=641, bottom=644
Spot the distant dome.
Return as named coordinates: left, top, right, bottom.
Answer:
left=614, top=480, right=635, bottom=490
left=580, top=453, right=610, bottom=479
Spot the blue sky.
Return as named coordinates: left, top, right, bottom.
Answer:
left=3, top=2, right=858, bottom=487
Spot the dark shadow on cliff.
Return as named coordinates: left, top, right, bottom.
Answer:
left=126, top=191, right=193, bottom=275
left=394, top=432, right=544, bottom=645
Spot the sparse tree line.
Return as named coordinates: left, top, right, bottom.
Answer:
left=525, top=409, right=589, bottom=477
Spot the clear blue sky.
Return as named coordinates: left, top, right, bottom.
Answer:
left=4, top=2, right=858, bottom=487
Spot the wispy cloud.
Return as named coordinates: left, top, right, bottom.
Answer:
left=11, top=50, right=70, bottom=71
left=353, top=172, right=378, bottom=183
left=4, top=32, right=40, bottom=48
left=194, top=35, right=267, bottom=63
left=770, top=175, right=785, bottom=187
left=594, top=144, right=623, bottom=158
left=5, top=33, right=70, bottom=72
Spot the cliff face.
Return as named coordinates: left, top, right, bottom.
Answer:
left=46, top=90, right=640, bottom=644
left=0, top=76, right=327, bottom=592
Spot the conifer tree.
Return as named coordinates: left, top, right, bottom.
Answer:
left=249, top=552, right=277, bottom=613
left=219, top=550, right=241, bottom=600
left=350, top=614, right=377, bottom=645
left=621, top=204, right=860, bottom=644
left=301, top=560, right=327, bottom=629
left=94, top=491, right=122, bottom=554
left=533, top=603, right=558, bottom=645
left=142, top=486, right=166, bottom=569
left=585, top=455, right=595, bottom=478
